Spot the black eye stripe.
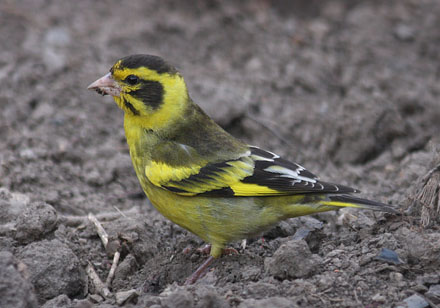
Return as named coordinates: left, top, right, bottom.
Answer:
left=130, top=80, right=164, bottom=110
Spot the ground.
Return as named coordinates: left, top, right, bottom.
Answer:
left=1, top=0, right=440, bottom=307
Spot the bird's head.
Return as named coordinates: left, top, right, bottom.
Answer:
left=88, top=54, right=189, bottom=128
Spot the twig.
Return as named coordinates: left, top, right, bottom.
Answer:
left=105, top=251, right=120, bottom=286
left=88, top=213, right=108, bottom=248
left=87, top=213, right=122, bottom=290
left=86, top=262, right=112, bottom=298
left=113, top=205, right=127, bottom=218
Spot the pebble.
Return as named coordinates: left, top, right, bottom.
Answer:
left=0, top=251, right=38, bottom=308
left=390, top=272, right=404, bottom=282
left=14, top=201, right=58, bottom=244
left=394, top=24, right=416, bottom=41
left=161, top=289, right=194, bottom=308
left=425, top=284, right=440, bottom=304
left=17, top=239, right=86, bottom=302
left=115, top=289, right=139, bottom=305
left=396, top=294, right=429, bottom=308
left=372, top=293, right=386, bottom=303
left=265, top=239, right=322, bottom=279
left=41, top=295, right=72, bottom=308
left=375, top=248, right=404, bottom=265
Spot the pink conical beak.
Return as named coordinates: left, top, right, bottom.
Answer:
left=87, top=72, right=122, bottom=97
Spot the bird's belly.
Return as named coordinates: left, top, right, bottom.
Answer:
left=141, top=181, right=288, bottom=246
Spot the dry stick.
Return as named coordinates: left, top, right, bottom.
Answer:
left=86, top=262, right=112, bottom=298
left=106, top=251, right=120, bottom=286
left=88, top=213, right=109, bottom=248
left=87, top=213, right=122, bottom=294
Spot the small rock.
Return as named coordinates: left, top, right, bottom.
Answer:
left=196, top=290, right=228, bottom=308
left=390, top=272, right=404, bottom=282
left=375, top=248, right=404, bottom=265
left=287, top=279, right=317, bottom=296
left=19, top=148, right=37, bottom=160
left=41, top=294, right=71, bottom=308
left=88, top=294, right=104, bottom=304
left=263, top=220, right=296, bottom=239
left=14, top=201, right=58, bottom=244
left=244, top=282, right=280, bottom=299
left=238, top=297, right=294, bottom=308
left=291, top=227, right=310, bottom=241
left=137, top=295, right=161, bottom=307
left=241, top=266, right=261, bottom=281
left=264, top=239, right=322, bottom=279
left=0, top=251, right=38, bottom=308
left=394, top=24, right=415, bottom=41
left=372, top=293, right=386, bottom=303
left=115, top=289, right=139, bottom=305
left=396, top=294, right=429, bottom=308
left=161, top=289, right=194, bottom=308
left=412, top=285, right=429, bottom=293
left=70, top=299, right=93, bottom=308
left=112, top=254, right=138, bottom=289
left=0, top=189, right=31, bottom=225
left=425, top=284, right=440, bottom=304
left=417, top=273, right=440, bottom=285
left=17, top=239, right=86, bottom=302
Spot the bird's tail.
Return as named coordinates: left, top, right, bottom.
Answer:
left=319, top=194, right=398, bottom=214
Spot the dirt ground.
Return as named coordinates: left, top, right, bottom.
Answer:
left=1, top=0, right=440, bottom=307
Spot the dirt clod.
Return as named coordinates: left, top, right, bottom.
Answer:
left=17, top=239, right=86, bottom=303
left=0, top=251, right=39, bottom=308
left=14, top=201, right=58, bottom=244
left=265, top=239, right=322, bottom=279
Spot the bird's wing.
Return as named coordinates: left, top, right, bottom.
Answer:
left=146, top=144, right=358, bottom=197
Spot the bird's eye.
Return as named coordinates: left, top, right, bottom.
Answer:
left=125, top=75, right=139, bottom=85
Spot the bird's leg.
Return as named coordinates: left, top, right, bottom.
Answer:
left=184, top=244, right=240, bottom=285
left=184, top=255, right=214, bottom=285
left=196, top=244, right=238, bottom=256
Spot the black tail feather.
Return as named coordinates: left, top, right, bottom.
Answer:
left=329, top=194, right=399, bottom=214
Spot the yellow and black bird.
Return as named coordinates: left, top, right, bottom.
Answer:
left=88, top=54, right=397, bottom=284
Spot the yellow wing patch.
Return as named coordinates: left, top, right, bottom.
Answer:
left=230, top=183, right=280, bottom=196
left=145, top=161, right=202, bottom=188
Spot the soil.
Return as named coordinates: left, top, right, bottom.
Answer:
left=1, top=0, right=440, bottom=307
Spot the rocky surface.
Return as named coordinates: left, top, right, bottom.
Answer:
left=1, top=0, right=440, bottom=307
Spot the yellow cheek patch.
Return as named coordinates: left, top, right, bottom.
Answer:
left=112, top=66, right=188, bottom=130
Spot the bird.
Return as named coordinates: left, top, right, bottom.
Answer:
left=88, top=54, right=397, bottom=284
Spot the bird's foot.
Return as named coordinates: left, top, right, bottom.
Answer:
left=183, top=245, right=239, bottom=285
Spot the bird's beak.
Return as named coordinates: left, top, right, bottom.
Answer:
left=87, top=72, right=122, bottom=97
